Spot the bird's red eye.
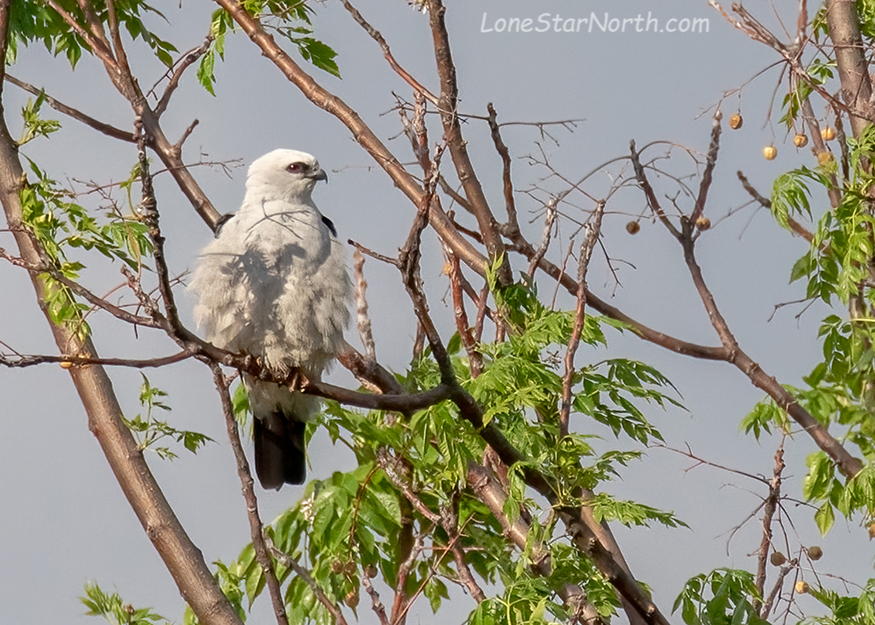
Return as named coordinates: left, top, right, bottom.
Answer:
left=286, top=162, right=304, bottom=174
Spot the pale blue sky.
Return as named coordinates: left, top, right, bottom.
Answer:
left=1, top=1, right=869, bottom=624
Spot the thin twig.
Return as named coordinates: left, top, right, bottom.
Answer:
left=353, top=248, right=376, bottom=360
left=337, top=0, right=439, bottom=105
left=362, top=572, right=390, bottom=625
left=689, top=111, right=722, bottom=226
left=155, top=39, right=213, bottom=117
left=267, top=540, right=350, bottom=625
left=212, top=365, right=290, bottom=625
left=559, top=201, right=604, bottom=437
left=5, top=75, right=133, bottom=142
left=755, top=443, right=786, bottom=615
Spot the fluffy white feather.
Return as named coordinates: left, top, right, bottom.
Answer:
left=190, top=149, right=350, bottom=488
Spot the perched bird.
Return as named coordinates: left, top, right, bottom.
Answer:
left=191, top=149, right=350, bottom=489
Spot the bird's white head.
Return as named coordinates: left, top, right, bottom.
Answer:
left=246, top=149, right=328, bottom=202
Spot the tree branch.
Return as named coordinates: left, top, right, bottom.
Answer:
left=6, top=75, right=133, bottom=142
left=0, top=7, right=242, bottom=622
left=826, top=0, right=875, bottom=137
left=336, top=0, right=438, bottom=105
left=212, top=365, right=289, bottom=625
left=425, top=0, right=511, bottom=286
left=560, top=201, right=604, bottom=437
left=267, top=540, right=349, bottom=625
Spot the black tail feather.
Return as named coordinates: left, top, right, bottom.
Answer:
left=253, top=413, right=306, bottom=489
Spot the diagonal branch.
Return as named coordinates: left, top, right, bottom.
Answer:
left=336, top=0, right=438, bottom=105
left=6, top=75, right=133, bottom=142
left=486, top=103, right=519, bottom=237
left=630, top=140, right=680, bottom=239
left=155, top=39, right=213, bottom=117
left=689, top=112, right=722, bottom=226
left=425, top=0, right=511, bottom=286
left=560, top=201, right=604, bottom=437
left=267, top=540, right=349, bottom=625
left=0, top=7, right=242, bottom=624
left=212, top=365, right=289, bottom=625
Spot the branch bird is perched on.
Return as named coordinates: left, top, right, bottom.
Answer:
left=191, top=149, right=351, bottom=489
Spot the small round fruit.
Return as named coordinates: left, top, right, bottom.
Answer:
left=330, top=560, right=344, bottom=574
left=868, top=523, right=875, bottom=539
left=817, top=152, right=835, bottom=167
left=59, top=361, right=73, bottom=369
left=696, top=216, right=711, bottom=231
left=794, top=133, right=809, bottom=148
left=729, top=113, right=743, bottom=130
left=808, top=546, right=823, bottom=561
left=770, top=551, right=787, bottom=566
left=343, top=561, right=357, bottom=576
left=626, top=221, right=641, bottom=235
left=795, top=580, right=809, bottom=594
left=345, top=589, right=360, bottom=609
left=763, top=145, right=778, bottom=160
left=365, top=564, right=378, bottom=578
left=821, top=126, right=836, bottom=141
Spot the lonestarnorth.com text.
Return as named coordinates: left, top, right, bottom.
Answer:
left=480, top=12, right=710, bottom=34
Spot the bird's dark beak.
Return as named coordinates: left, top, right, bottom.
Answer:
left=309, top=169, right=328, bottom=183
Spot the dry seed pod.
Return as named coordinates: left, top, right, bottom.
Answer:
left=817, top=152, right=835, bottom=167
left=729, top=113, right=743, bottom=129
left=821, top=126, right=836, bottom=141
left=795, top=580, right=809, bottom=594
left=808, top=546, right=823, bottom=561
left=696, top=217, right=711, bottom=231
left=345, top=589, right=360, bottom=609
left=763, top=145, right=778, bottom=160
left=59, top=361, right=73, bottom=369
left=794, top=134, right=809, bottom=147
left=770, top=551, right=787, bottom=566
left=626, top=221, right=641, bottom=235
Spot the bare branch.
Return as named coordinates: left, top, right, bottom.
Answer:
left=425, top=0, right=511, bottom=286
left=337, top=0, right=438, bottom=105
left=560, top=201, right=604, bottom=437
left=689, top=112, right=722, bottom=226
left=755, top=444, right=786, bottom=616
left=447, top=250, right=482, bottom=376
left=267, top=540, right=349, bottom=625
left=362, top=572, right=390, bottom=625
left=0, top=350, right=194, bottom=369
left=353, top=248, right=376, bottom=360
left=486, top=103, right=519, bottom=236
left=630, top=140, right=681, bottom=239
left=679, top=208, right=862, bottom=477
left=6, top=75, right=133, bottom=142
left=212, top=365, right=289, bottom=625
left=155, top=39, right=213, bottom=117
left=526, top=198, right=558, bottom=280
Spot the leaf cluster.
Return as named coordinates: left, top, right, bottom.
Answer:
left=673, top=569, right=768, bottom=625
left=198, top=4, right=338, bottom=96
left=81, top=582, right=170, bottom=625
left=123, top=375, right=213, bottom=460
left=9, top=0, right=177, bottom=67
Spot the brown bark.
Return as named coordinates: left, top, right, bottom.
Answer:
left=826, top=0, right=875, bottom=137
